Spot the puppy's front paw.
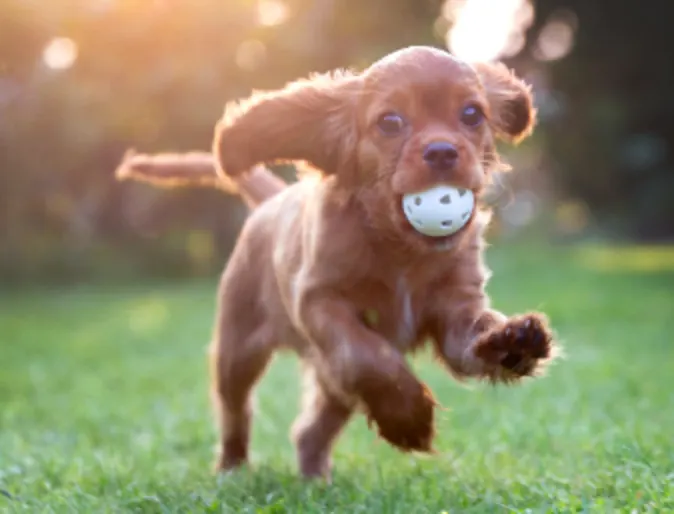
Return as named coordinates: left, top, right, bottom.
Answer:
left=358, top=363, right=436, bottom=453
left=473, top=313, right=556, bottom=381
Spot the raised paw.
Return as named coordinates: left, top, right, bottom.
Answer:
left=473, top=313, right=556, bottom=380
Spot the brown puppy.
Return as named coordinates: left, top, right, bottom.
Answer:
left=117, top=46, right=558, bottom=481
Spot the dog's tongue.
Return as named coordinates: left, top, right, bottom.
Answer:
left=401, top=185, right=475, bottom=237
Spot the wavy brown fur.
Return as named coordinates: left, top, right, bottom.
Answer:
left=118, top=46, right=558, bottom=482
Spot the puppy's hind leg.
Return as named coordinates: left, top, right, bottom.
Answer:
left=291, top=363, right=354, bottom=481
left=209, top=318, right=275, bottom=473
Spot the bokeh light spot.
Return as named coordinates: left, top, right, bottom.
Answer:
left=556, top=199, right=590, bottom=235
left=501, top=190, right=539, bottom=228
left=257, top=0, right=289, bottom=27
left=575, top=245, right=674, bottom=273
left=534, top=24, right=574, bottom=61
left=128, top=298, right=168, bottom=337
left=187, top=230, right=215, bottom=274
left=43, top=37, right=78, bottom=70
left=235, top=40, right=267, bottom=71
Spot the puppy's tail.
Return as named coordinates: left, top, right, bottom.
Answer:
left=115, top=150, right=286, bottom=209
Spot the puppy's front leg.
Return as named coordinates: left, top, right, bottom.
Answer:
left=296, top=290, right=437, bottom=452
left=471, top=311, right=557, bottom=382
left=436, top=303, right=557, bottom=384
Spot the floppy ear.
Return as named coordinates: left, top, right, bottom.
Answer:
left=214, top=70, right=360, bottom=180
left=473, top=62, right=536, bottom=144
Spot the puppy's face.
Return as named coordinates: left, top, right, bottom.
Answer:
left=215, top=45, right=535, bottom=251
left=352, top=47, right=535, bottom=249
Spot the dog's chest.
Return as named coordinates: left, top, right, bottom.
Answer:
left=358, top=277, right=427, bottom=352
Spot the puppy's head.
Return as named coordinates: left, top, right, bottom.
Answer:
left=215, top=46, right=535, bottom=250
left=353, top=46, right=535, bottom=250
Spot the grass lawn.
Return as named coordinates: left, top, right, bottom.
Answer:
left=1, top=242, right=673, bottom=513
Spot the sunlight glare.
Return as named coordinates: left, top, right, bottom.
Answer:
left=43, top=37, right=78, bottom=70
left=257, top=0, right=289, bottom=27
left=443, top=0, right=534, bottom=62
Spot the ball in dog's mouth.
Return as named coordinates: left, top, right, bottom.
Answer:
left=401, top=185, right=475, bottom=237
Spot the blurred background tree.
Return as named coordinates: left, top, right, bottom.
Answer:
left=1, top=0, right=672, bottom=285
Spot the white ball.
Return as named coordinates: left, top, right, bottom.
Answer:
left=401, top=185, right=475, bottom=237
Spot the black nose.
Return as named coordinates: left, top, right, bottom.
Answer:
left=423, top=141, right=458, bottom=172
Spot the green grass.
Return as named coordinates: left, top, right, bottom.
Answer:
left=1, top=243, right=673, bottom=513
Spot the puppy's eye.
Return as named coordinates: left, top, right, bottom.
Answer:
left=461, top=104, right=484, bottom=128
left=376, top=112, right=406, bottom=136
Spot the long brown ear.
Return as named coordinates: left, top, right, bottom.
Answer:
left=473, top=62, right=536, bottom=144
left=214, top=70, right=360, bottom=180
